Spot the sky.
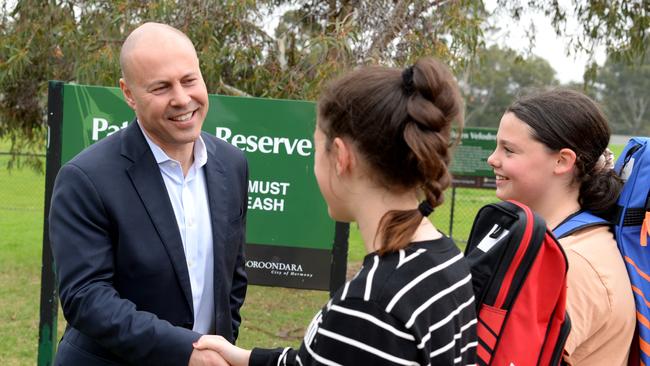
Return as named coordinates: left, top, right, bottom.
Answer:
left=483, top=0, right=606, bottom=84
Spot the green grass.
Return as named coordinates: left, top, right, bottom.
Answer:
left=610, top=144, right=624, bottom=162
left=0, top=152, right=57, bottom=366
left=237, top=286, right=329, bottom=349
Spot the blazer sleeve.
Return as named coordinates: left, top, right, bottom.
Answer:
left=49, top=163, right=200, bottom=366
left=229, top=156, right=249, bottom=342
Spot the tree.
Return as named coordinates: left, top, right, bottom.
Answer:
left=462, top=45, right=557, bottom=127
left=0, top=0, right=488, bottom=169
left=595, top=46, right=650, bottom=135
left=495, top=0, right=649, bottom=81
left=1, top=0, right=648, bottom=166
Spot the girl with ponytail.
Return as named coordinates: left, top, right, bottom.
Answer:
left=487, top=89, right=635, bottom=366
left=192, top=58, right=477, bottom=365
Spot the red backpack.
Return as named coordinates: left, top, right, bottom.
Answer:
left=464, top=200, right=570, bottom=365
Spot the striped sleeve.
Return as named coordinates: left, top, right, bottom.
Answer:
left=249, top=346, right=294, bottom=366
left=250, top=298, right=421, bottom=366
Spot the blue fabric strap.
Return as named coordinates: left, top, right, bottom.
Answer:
left=553, top=211, right=610, bottom=239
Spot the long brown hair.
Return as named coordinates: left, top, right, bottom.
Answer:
left=317, top=57, right=463, bottom=255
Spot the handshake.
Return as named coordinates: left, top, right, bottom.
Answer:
left=189, top=336, right=251, bottom=366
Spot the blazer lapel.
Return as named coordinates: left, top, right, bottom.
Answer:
left=121, top=121, right=194, bottom=312
left=203, top=136, right=228, bottom=296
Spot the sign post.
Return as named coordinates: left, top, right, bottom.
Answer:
left=37, top=82, right=63, bottom=366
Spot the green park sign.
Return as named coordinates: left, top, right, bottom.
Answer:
left=450, top=127, right=497, bottom=188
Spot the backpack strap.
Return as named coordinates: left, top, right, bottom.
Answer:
left=553, top=211, right=611, bottom=239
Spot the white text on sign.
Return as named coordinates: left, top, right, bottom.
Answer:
left=216, top=127, right=313, bottom=156
left=248, top=180, right=291, bottom=212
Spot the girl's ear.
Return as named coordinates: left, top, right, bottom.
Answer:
left=555, top=148, right=577, bottom=175
left=331, top=137, right=355, bottom=175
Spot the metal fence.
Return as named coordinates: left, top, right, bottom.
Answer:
left=435, top=186, right=499, bottom=245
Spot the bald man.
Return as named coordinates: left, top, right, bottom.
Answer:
left=49, top=23, right=248, bottom=365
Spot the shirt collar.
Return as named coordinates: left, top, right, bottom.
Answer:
left=137, top=120, right=207, bottom=168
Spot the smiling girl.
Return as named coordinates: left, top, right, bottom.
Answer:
left=488, top=89, right=635, bottom=365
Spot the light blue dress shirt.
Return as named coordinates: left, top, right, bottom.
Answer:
left=139, top=123, right=215, bottom=334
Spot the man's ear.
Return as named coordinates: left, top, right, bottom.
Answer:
left=331, top=137, right=354, bottom=176
left=119, top=78, right=137, bottom=110
left=555, top=148, right=577, bottom=175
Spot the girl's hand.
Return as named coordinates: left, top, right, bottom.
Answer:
left=193, top=335, right=251, bottom=366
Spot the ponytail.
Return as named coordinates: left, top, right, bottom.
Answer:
left=317, top=57, right=463, bottom=256
left=578, top=149, right=623, bottom=216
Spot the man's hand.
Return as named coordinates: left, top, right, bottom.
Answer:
left=188, top=348, right=230, bottom=366
left=193, top=335, right=251, bottom=366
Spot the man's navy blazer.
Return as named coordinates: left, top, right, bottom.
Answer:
left=49, top=121, right=248, bottom=365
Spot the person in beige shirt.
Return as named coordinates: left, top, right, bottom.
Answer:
left=487, top=88, right=636, bottom=366
left=560, top=225, right=635, bottom=365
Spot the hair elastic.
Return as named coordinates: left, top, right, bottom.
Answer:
left=402, top=66, right=415, bottom=95
left=418, top=200, right=434, bottom=217
left=593, top=147, right=615, bottom=173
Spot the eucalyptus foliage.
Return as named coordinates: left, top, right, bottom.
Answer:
left=595, top=42, right=650, bottom=136
left=463, top=45, right=557, bottom=128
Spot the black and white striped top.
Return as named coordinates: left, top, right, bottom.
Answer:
left=250, top=237, right=477, bottom=366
